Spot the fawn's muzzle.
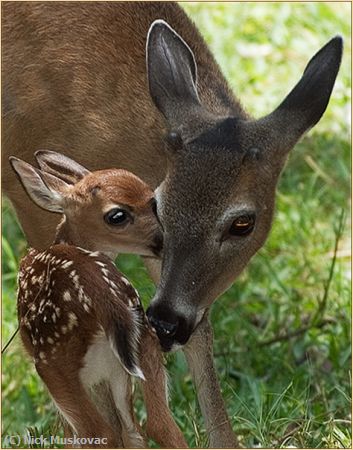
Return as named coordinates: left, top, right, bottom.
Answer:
left=146, top=303, right=194, bottom=352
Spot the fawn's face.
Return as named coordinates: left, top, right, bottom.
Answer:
left=65, top=170, right=162, bottom=256
left=10, top=153, right=162, bottom=258
left=145, top=21, right=342, bottom=350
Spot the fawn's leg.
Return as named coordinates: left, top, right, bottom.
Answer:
left=143, top=257, right=238, bottom=448
left=89, top=382, right=125, bottom=448
left=139, top=327, right=188, bottom=448
left=109, top=366, right=145, bottom=448
left=183, top=313, right=239, bottom=448
left=36, top=364, right=119, bottom=448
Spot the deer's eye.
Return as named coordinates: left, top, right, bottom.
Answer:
left=229, top=214, right=255, bottom=237
left=104, top=208, right=130, bottom=226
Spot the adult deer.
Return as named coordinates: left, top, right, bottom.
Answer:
left=2, top=2, right=342, bottom=447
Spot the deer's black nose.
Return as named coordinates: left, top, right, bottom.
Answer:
left=146, top=303, right=193, bottom=352
left=147, top=312, right=178, bottom=338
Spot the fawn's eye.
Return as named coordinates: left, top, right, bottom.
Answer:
left=104, top=208, right=130, bottom=226
left=228, top=214, right=255, bottom=237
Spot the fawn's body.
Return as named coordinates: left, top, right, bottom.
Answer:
left=12, top=152, right=187, bottom=449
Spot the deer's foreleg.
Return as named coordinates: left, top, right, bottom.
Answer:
left=183, top=313, right=239, bottom=448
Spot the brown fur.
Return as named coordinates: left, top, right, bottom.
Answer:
left=2, top=1, right=244, bottom=249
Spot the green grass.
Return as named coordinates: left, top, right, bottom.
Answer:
left=2, top=2, right=351, bottom=448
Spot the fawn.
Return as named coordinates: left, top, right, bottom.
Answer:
left=10, top=150, right=187, bottom=449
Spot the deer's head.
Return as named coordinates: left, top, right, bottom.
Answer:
left=10, top=151, right=162, bottom=258
left=145, top=21, right=343, bottom=351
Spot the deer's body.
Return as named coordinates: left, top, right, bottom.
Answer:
left=3, top=2, right=342, bottom=447
left=12, top=153, right=187, bottom=449
left=2, top=1, right=242, bottom=249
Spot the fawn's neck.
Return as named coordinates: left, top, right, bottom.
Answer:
left=54, top=217, right=116, bottom=260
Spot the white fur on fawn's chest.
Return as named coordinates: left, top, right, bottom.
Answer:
left=80, top=331, right=125, bottom=388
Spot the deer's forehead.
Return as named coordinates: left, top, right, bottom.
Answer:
left=167, top=153, right=268, bottom=202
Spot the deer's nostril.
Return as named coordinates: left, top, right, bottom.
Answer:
left=146, top=308, right=178, bottom=338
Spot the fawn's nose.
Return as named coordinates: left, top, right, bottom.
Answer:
left=146, top=303, right=194, bottom=352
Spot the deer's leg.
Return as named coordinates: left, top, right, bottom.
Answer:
left=109, top=367, right=145, bottom=448
left=36, top=365, right=118, bottom=448
left=139, top=328, right=188, bottom=448
left=183, top=313, right=239, bottom=448
left=89, top=382, right=125, bottom=448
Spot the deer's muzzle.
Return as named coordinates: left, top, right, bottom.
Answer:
left=146, top=302, right=195, bottom=352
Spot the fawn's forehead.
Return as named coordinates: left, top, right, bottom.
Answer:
left=72, top=169, right=153, bottom=206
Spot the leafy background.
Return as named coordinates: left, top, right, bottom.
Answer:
left=2, top=2, right=351, bottom=448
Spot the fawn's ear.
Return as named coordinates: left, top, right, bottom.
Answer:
left=147, top=20, right=200, bottom=128
left=9, top=157, right=71, bottom=213
left=35, top=150, right=90, bottom=185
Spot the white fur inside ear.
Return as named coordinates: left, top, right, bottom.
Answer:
left=10, top=157, right=64, bottom=213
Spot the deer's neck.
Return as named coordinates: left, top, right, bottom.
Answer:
left=54, top=217, right=116, bottom=260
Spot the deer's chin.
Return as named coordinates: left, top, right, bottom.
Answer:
left=159, top=334, right=191, bottom=353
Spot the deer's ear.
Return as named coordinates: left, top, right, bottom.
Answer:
left=147, top=20, right=200, bottom=126
left=35, top=150, right=90, bottom=185
left=9, top=157, right=70, bottom=213
left=262, top=36, right=343, bottom=150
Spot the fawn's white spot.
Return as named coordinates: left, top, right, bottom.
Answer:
left=63, top=290, right=71, bottom=302
left=61, top=260, right=74, bottom=269
left=61, top=325, right=68, bottom=334
left=109, top=287, right=117, bottom=297
left=128, top=299, right=135, bottom=308
left=39, top=351, right=46, bottom=360
left=101, top=268, right=110, bottom=277
left=47, top=337, right=54, bottom=344
left=121, top=277, right=130, bottom=286
left=68, top=312, right=78, bottom=330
